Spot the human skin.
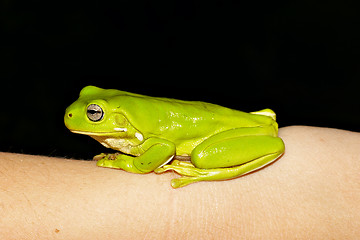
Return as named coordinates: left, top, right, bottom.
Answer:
left=0, top=126, right=359, bottom=239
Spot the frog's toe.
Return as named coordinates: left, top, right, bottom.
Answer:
left=171, top=160, right=195, bottom=168
left=171, top=176, right=202, bottom=188
left=93, top=153, right=106, bottom=161
left=154, top=166, right=168, bottom=174
left=96, top=158, right=107, bottom=167
left=161, top=165, right=206, bottom=177
left=96, top=158, right=119, bottom=169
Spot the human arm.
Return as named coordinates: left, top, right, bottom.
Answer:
left=0, top=126, right=359, bottom=239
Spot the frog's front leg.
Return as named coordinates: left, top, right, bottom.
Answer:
left=96, top=138, right=176, bottom=174
left=156, top=126, right=285, bottom=188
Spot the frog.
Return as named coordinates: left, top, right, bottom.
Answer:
left=64, top=86, right=285, bottom=188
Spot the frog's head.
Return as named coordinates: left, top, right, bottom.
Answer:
left=64, top=86, right=131, bottom=137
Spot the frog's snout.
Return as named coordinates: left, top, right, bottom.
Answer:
left=65, top=106, right=74, bottom=120
left=64, top=109, right=74, bottom=129
left=64, top=111, right=72, bottom=121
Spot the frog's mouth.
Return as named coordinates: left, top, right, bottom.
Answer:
left=69, top=130, right=122, bottom=136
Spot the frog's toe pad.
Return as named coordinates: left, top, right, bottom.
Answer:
left=96, top=158, right=118, bottom=169
left=96, top=159, right=108, bottom=167
left=93, top=153, right=106, bottom=161
left=171, top=176, right=202, bottom=188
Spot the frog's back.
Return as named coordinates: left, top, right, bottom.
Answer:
left=83, top=86, right=276, bottom=154
left=111, top=91, right=275, bottom=137
left=81, top=86, right=275, bottom=134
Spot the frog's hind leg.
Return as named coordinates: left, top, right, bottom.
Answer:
left=157, top=152, right=283, bottom=188
left=156, top=127, right=285, bottom=188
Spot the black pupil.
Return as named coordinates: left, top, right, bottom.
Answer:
left=88, top=109, right=100, bottom=115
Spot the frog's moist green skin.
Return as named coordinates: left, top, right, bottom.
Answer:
left=64, top=86, right=285, bottom=188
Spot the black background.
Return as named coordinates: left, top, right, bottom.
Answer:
left=1, top=0, right=359, bottom=159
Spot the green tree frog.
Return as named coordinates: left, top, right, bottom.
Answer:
left=64, top=86, right=285, bottom=188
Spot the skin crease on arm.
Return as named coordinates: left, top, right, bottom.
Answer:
left=0, top=126, right=359, bottom=239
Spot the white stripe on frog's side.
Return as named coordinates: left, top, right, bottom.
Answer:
left=135, top=132, right=144, bottom=142
left=114, top=127, right=128, bottom=132
left=158, top=155, right=175, bottom=168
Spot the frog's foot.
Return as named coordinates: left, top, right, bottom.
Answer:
left=93, top=153, right=106, bottom=161
left=154, top=160, right=195, bottom=173
left=93, top=152, right=121, bottom=161
left=155, top=160, right=217, bottom=188
left=95, top=153, right=123, bottom=169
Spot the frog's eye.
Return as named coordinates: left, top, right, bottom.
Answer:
left=87, top=104, right=104, bottom=122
